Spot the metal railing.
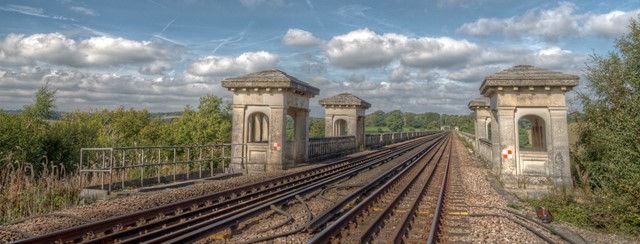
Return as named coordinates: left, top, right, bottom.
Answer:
left=79, top=144, right=242, bottom=194
left=308, top=136, right=356, bottom=162
left=364, top=131, right=433, bottom=149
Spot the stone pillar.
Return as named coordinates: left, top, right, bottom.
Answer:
left=477, top=65, right=579, bottom=197
left=549, top=107, right=573, bottom=187
left=357, top=116, right=365, bottom=150
left=268, top=106, right=285, bottom=171
left=320, top=93, right=371, bottom=150
left=490, top=109, right=500, bottom=175
left=324, top=116, right=333, bottom=137
left=496, top=107, right=517, bottom=187
left=221, top=70, right=319, bottom=174
left=468, top=97, right=490, bottom=155
left=229, top=104, right=246, bottom=173
left=294, top=109, right=309, bottom=164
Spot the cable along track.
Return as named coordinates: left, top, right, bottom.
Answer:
left=14, top=133, right=446, bottom=244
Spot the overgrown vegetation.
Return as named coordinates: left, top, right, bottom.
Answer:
left=365, top=110, right=473, bottom=133
left=0, top=84, right=232, bottom=224
left=529, top=16, right=640, bottom=235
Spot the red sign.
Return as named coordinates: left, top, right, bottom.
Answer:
left=502, top=149, right=513, bottom=159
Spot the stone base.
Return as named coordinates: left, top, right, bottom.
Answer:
left=506, top=188, right=551, bottom=199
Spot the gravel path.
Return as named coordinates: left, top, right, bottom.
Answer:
left=454, top=135, right=636, bottom=244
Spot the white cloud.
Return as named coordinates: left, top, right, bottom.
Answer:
left=325, top=28, right=406, bottom=69
left=0, top=33, right=181, bottom=69
left=400, top=37, right=479, bottom=69
left=139, top=61, right=173, bottom=75
left=282, top=29, right=323, bottom=47
left=187, top=51, right=279, bottom=77
left=239, top=0, right=287, bottom=8
left=0, top=4, right=74, bottom=21
left=388, top=67, right=412, bottom=82
left=0, top=67, right=223, bottom=112
left=325, top=28, right=478, bottom=70
left=70, top=6, right=98, bottom=16
left=585, top=10, right=640, bottom=37
left=458, top=2, right=640, bottom=41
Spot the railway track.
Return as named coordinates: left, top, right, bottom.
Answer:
left=15, top=133, right=446, bottom=244
left=306, top=132, right=455, bottom=243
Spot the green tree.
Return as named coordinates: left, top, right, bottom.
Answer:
left=385, top=110, right=404, bottom=132
left=309, top=118, right=325, bottom=138
left=166, top=95, right=232, bottom=145
left=366, top=110, right=386, bottom=127
left=576, top=17, right=640, bottom=199
left=23, top=82, right=57, bottom=120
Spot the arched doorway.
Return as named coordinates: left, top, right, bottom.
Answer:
left=518, top=115, right=545, bottom=151
left=334, top=119, right=347, bottom=136
left=248, top=112, right=269, bottom=143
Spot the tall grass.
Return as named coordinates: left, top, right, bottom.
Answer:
left=0, top=156, right=83, bottom=225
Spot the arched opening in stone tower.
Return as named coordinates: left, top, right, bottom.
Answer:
left=518, top=115, right=545, bottom=151
left=286, top=115, right=295, bottom=142
left=334, top=119, right=348, bottom=136
left=248, top=112, right=269, bottom=143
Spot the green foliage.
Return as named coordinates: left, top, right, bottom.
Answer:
left=23, top=82, right=57, bottom=120
left=575, top=16, right=640, bottom=202
left=365, top=110, right=386, bottom=127
left=565, top=15, right=640, bottom=235
left=384, top=110, right=404, bottom=132
left=162, top=95, right=232, bottom=145
left=363, top=111, right=472, bottom=133
left=309, top=118, right=325, bottom=138
left=528, top=190, right=639, bottom=234
left=518, top=119, right=531, bottom=148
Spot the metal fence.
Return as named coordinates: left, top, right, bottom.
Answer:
left=308, top=136, right=356, bottom=162
left=79, top=144, right=241, bottom=194
left=364, top=131, right=433, bottom=149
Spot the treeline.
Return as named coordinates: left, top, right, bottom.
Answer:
left=365, top=110, right=473, bottom=133
left=0, top=84, right=231, bottom=174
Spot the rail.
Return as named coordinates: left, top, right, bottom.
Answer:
left=79, top=144, right=244, bottom=194
left=308, top=136, right=356, bottom=162
left=364, top=131, right=434, bottom=149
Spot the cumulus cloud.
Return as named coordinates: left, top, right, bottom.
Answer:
left=389, top=67, right=412, bottom=82
left=187, top=51, right=278, bottom=77
left=400, top=37, right=479, bottom=69
left=325, top=28, right=478, bottom=70
left=0, top=33, right=181, bottom=69
left=139, top=61, right=173, bottom=75
left=325, top=28, right=406, bottom=69
left=458, top=2, right=640, bottom=41
left=282, top=29, right=323, bottom=47
left=0, top=67, right=224, bottom=112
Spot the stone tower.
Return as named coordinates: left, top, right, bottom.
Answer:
left=480, top=65, right=578, bottom=196
left=319, top=93, right=371, bottom=149
left=222, top=70, right=319, bottom=174
left=468, top=97, right=491, bottom=153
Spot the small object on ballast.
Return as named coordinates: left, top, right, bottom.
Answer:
left=535, top=207, right=553, bottom=223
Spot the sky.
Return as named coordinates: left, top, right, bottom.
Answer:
left=0, top=0, right=638, bottom=117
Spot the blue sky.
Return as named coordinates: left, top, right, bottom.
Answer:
left=0, top=0, right=638, bottom=116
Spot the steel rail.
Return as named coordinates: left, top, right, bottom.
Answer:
left=306, top=133, right=449, bottom=244
left=14, top=134, right=436, bottom=244
left=358, top=134, right=451, bottom=243
left=145, top=136, right=439, bottom=243
left=426, top=133, right=455, bottom=243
